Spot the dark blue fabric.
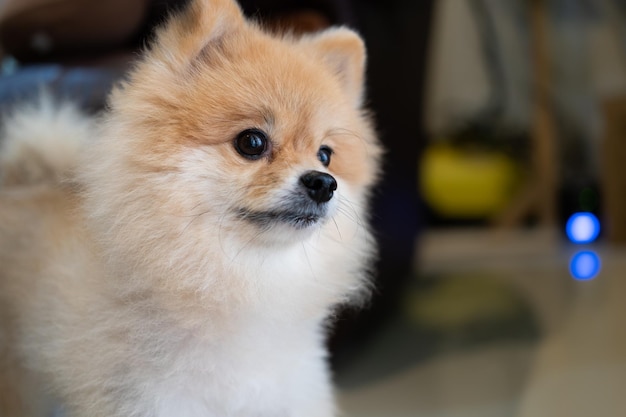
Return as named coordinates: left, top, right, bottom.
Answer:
left=0, top=65, right=124, bottom=115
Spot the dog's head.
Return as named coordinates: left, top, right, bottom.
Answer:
left=83, top=0, right=381, bottom=301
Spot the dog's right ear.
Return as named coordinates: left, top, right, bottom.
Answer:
left=152, top=0, right=245, bottom=67
left=303, top=28, right=367, bottom=109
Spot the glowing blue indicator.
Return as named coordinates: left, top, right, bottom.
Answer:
left=570, top=251, right=601, bottom=281
left=566, top=212, right=600, bottom=244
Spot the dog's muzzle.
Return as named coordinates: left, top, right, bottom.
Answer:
left=238, top=171, right=337, bottom=230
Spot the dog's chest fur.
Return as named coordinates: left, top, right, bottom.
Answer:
left=109, top=308, right=333, bottom=417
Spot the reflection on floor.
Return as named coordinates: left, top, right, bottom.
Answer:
left=336, top=228, right=626, bottom=417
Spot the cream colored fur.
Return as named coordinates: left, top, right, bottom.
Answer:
left=0, top=95, right=90, bottom=187
left=0, top=1, right=381, bottom=416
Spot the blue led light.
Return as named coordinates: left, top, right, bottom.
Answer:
left=566, top=212, right=600, bottom=244
left=569, top=251, right=601, bottom=281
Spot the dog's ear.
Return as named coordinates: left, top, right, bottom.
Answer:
left=304, top=28, right=367, bottom=108
left=153, top=0, right=245, bottom=66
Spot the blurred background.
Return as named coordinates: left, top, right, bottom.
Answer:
left=1, top=0, right=625, bottom=416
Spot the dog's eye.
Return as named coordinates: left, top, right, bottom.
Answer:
left=235, top=129, right=269, bottom=160
left=317, top=145, right=333, bottom=167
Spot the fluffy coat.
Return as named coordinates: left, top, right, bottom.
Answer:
left=0, top=0, right=381, bottom=416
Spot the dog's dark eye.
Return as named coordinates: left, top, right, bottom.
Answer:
left=235, top=129, right=269, bottom=160
left=317, top=145, right=333, bottom=167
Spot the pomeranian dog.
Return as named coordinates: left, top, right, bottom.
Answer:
left=0, top=0, right=381, bottom=416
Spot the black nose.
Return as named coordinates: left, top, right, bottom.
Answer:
left=300, top=171, right=337, bottom=204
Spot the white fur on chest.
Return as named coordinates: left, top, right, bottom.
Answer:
left=137, top=316, right=333, bottom=417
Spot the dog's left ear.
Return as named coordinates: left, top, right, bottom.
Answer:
left=153, top=0, right=245, bottom=67
left=304, top=28, right=367, bottom=108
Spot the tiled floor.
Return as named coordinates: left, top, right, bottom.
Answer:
left=337, top=228, right=626, bottom=417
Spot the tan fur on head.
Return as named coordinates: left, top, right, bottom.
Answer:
left=0, top=0, right=381, bottom=416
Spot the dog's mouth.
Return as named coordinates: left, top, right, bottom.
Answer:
left=237, top=207, right=326, bottom=230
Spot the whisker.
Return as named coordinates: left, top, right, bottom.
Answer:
left=300, top=242, right=317, bottom=282
left=217, top=209, right=231, bottom=260
left=325, top=127, right=364, bottom=142
left=325, top=126, right=379, bottom=161
left=331, top=217, right=342, bottom=241
left=181, top=209, right=211, bottom=234
left=172, top=202, right=206, bottom=218
left=229, top=225, right=266, bottom=264
left=336, top=198, right=365, bottom=228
